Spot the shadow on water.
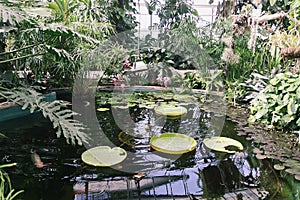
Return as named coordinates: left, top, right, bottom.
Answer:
left=0, top=93, right=299, bottom=199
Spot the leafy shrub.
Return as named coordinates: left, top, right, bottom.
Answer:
left=249, top=72, right=300, bottom=130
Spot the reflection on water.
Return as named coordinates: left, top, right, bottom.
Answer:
left=0, top=101, right=296, bottom=199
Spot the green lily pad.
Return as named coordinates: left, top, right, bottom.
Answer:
left=140, top=104, right=156, bottom=109
left=255, top=154, right=267, bottom=160
left=203, top=136, right=243, bottom=153
left=274, top=164, right=285, bottom=171
left=150, top=133, right=197, bottom=154
left=128, top=103, right=136, bottom=107
left=81, top=146, right=127, bottom=167
left=97, top=108, right=110, bottom=112
left=112, top=105, right=129, bottom=109
left=173, top=94, right=193, bottom=102
left=139, top=102, right=156, bottom=109
left=154, top=105, right=187, bottom=118
left=283, top=159, right=300, bottom=168
left=285, top=168, right=300, bottom=175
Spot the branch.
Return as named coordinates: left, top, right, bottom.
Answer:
left=256, top=12, right=300, bottom=26
left=256, top=12, right=286, bottom=23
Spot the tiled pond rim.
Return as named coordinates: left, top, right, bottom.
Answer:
left=0, top=87, right=299, bottom=199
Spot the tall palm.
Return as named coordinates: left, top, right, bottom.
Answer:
left=48, top=0, right=77, bottom=22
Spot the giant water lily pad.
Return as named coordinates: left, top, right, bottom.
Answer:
left=81, top=146, right=127, bottom=167
left=203, top=137, right=243, bottom=153
left=150, top=133, right=197, bottom=154
left=154, top=105, right=187, bottom=118
left=97, top=108, right=110, bottom=112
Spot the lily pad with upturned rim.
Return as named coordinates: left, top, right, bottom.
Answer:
left=97, top=108, right=110, bottom=112
left=150, top=133, right=197, bottom=154
left=154, top=105, right=187, bottom=118
left=81, top=146, right=127, bottom=167
left=203, top=136, right=243, bottom=153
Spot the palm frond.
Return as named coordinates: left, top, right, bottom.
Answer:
left=0, top=4, right=24, bottom=25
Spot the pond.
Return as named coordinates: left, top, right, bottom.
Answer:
left=0, top=90, right=299, bottom=200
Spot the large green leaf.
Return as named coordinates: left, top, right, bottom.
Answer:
left=254, top=108, right=268, bottom=120
left=81, top=146, right=127, bottom=167
left=282, top=114, right=295, bottom=124
left=287, top=99, right=298, bottom=115
left=296, top=118, right=300, bottom=126
left=154, top=105, right=187, bottom=118
left=287, top=83, right=298, bottom=92
left=203, top=136, right=243, bottom=153
left=296, top=87, right=300, bottom=96
left=150, top=133, right=197, bottom=154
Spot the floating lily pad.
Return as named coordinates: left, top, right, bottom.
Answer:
left=81, top=146, right=127, bottom=167
left=295, top=175, right=300, bottom=181
left=253, top=148, right=263, bottom=154
left=150, top=133, right=197, bottom=154
left=97, top=108, right=110, bottom=112
left=144, top=104, right=156, bottom=109
left=203, top=136, right=243, bottom=153
left=286, top=168, right=300, bottom=175
left=128, top=103, right=136, bottom=107
left=274, top=164, right=285, bottom=171
left=154, top=105, right=187, bottom=118
left=283, top=159, right=300, bottom=168
left=112, top=105, right=129, bottom=109
left=173, top=94, right=194, bottom=102
left=255, top=154, right=267, bottom=160
left=118, top=131, right=142, bottom=147
left=139, top=102, right=156, bottom=109
left=160, top=101, right=179, bottom=106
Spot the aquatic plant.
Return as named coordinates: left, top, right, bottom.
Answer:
left=0, top=163, right=23, bottom=200
left=226, top=103, right=300, bottom=183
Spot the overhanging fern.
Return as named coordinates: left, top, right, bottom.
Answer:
left=0, top=4, right=24, bottom=25
left=2, top=88, right=88, bottom=145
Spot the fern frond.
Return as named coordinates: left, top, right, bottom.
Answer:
left=0, top=5, right=24, bottom=25
left=2, top=88, right=88, bottom=145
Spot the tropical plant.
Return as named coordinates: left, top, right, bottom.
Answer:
left=239, top=72, right=270, bottom=102
left=269, top=28, right=300, bottom=72
left=0, top=0, right=116, bottom=88
left=106, top=0, right=138, bottom=33
left=156, top=0, right=198, bottom=29
left=1, top=87, right=88, bottom=145
left=48, top=0, right=77, bottom=22
left=249, top=72, right=300, bottom=131
left=0, top=2, right=98, bottom=145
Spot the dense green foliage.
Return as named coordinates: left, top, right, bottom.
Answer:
left=0, top=0, right=136, bottom=144
left=249, top=72, right=300, bottom=130
left=0, top=0, right=300, bottom=196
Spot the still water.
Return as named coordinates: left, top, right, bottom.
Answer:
left=0, top=92, right=298, bottom=199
